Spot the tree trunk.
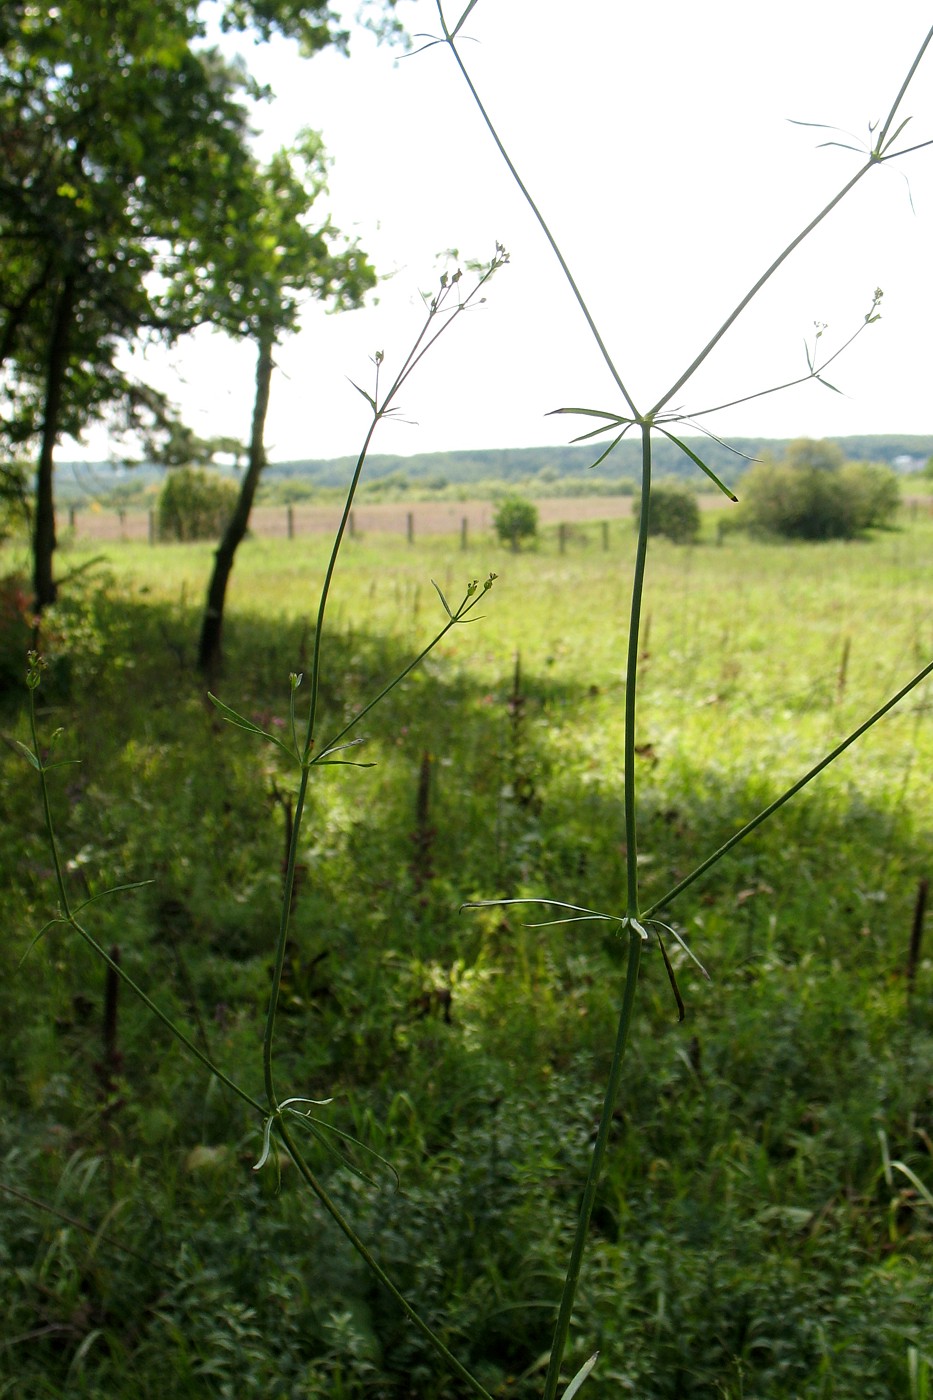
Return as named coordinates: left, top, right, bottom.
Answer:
left=33, top=272, right=76, bottom=612
left=197, top=330, right=274, bottom=674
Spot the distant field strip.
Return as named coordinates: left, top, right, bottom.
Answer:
left=63, top=493, right=724, bottom=542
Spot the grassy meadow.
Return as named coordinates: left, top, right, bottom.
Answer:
left=1, top=509, right=932, bottom=1398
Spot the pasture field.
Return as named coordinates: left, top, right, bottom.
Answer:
left=1, top=515, right=932, bottom=1398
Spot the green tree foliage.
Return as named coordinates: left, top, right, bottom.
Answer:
left=633, top=483, right=701, bottom=543
left=158, top=468, right=239, bottom=542
left=0, top=2, right=254, bottom=607
left=192, top=133, right=377, bottom=672
left=0, top=0, right=389, bottom=610
left=781, top=437, right=846, bottom=473
left=737, top=439, right=900, bottom=540
left=494, top=496, right=539, bottom=550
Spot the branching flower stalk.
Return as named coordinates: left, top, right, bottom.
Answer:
left=434, top=6, right=933, bottom=1395
left=24, top=254, right=507, bottom=1400
left=258, top=247, right=507, bottom=1118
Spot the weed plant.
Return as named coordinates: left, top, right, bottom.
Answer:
left=3, top=8, right=933, bottom=1399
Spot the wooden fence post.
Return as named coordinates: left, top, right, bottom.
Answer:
left=461, top=516, right=468, bottom=550
left=287, top=505, right=294, bottom=540
left=601, top=520, right=609, bottom=550
left=407, top=511, right=414, bottom=544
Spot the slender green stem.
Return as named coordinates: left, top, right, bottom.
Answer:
left=542, top=928, right=642, bottom=1400
left=624, top=424, right=652, bottom=915
left=437, top=4, right=639, bottom=420
left=304, top=417, right=380, bottom=760
left=644, top=655, right=933, bottom=919
left=29, top=696, right=70, bottom=915
left=875, top=24, right=933, bottom=150
left=70, top=914, right=264, bottom=1115
left=649, top=162, right=870, bottom=417
left=28, top=689, right=264, bottom=1117
left=541, top=427, right=651, bottom=1397
left=278, top=1117, right=495, bottom=1400
left=317, top=584, right=491, bottom=757
left=263, top=260, right=504, bottom=1115
left=262, top=762, right=312, bottom=1110
left=653, top=22, right=933, bottom=419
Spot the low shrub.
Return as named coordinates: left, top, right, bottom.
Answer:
left=633, top=483, right=701, bottom=544
left=736, top=440, right=900, bottom=540
left=157, top=467, right=238, bottom=542
left=493, top=496, right=539, bottom=550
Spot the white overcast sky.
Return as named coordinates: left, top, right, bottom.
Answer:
left=69, top=2, right=933, bottom=464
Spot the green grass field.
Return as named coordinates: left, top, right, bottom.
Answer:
left=1, top=514, right=932, bottom=1398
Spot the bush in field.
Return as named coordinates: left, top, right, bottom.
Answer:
left=737, top=438, right=899, bottom=540
left=633, top=483, right=701, bottom=544
left=839, top=460, right=901, bottom=530
left=157, top=467, right=238, bottom=542
left=494, top=495, right=538, bottom=550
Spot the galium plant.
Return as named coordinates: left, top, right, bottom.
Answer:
left=16, top=8, right=933, bottom=1399
left=430, top=5, right=933, bottom=1395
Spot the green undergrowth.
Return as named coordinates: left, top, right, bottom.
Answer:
left=1, top=523, right=932, bottom=1396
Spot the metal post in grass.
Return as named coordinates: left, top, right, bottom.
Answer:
left=148, top=509, right=155, bottom=545
left=602, top=520, right=609, bottom=550
left=559, top=521, right=567, bottom=554
left=407, top=510, right=414, bottom=544
left=118, top=508, right=126, bottom=540
left=287, top=505, right=294, bottom=540
left=461, top=516, right=468, bottom=550
left=68, top=505, right=76, bottom=529
left=349, top=510, right=356, bottom=538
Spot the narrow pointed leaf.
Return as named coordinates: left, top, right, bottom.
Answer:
left=816, top=375, right=843, bottom=394
left=589, top=432, right=626, bottom=469
left=347, top=378, right=376, bottom=410
left=521, top=914, right=615, bottom=928
left=562, top=1352, right=599, bottom=1400
left=73, top=880, right=155, bottom=915
left=659, top=428, right=738, bottom=500
left=316, top=759, right=377, bottom=768
left=286, top=1110, right=400, bottom=1190
left=19, top=917, right=66, bottom=965
left=461, top=897, right=618, bottom=921
left=655, top=931, right=686, bottom=1023
left=547, top=406, right=627, bottom=423
left=787, top=118, right=843, bottom=131
left=890, top=1159, right=933, bottom=1209
left=568, top=421, right=629, bottom=445
left=646, top=918, right=711, bottom=979
left=680, top=418, right=760, bottom=464
left=15, top=740, right=41, bottom=770
left=208, top=694, right=293, bottom=754
left=880, top=115, right=913, bottom=152
left=294, top=1113, right=402, bottom=1190
left=431, top=579, right=453, bottom=617
left=316, top=736, right=366, bottom=761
